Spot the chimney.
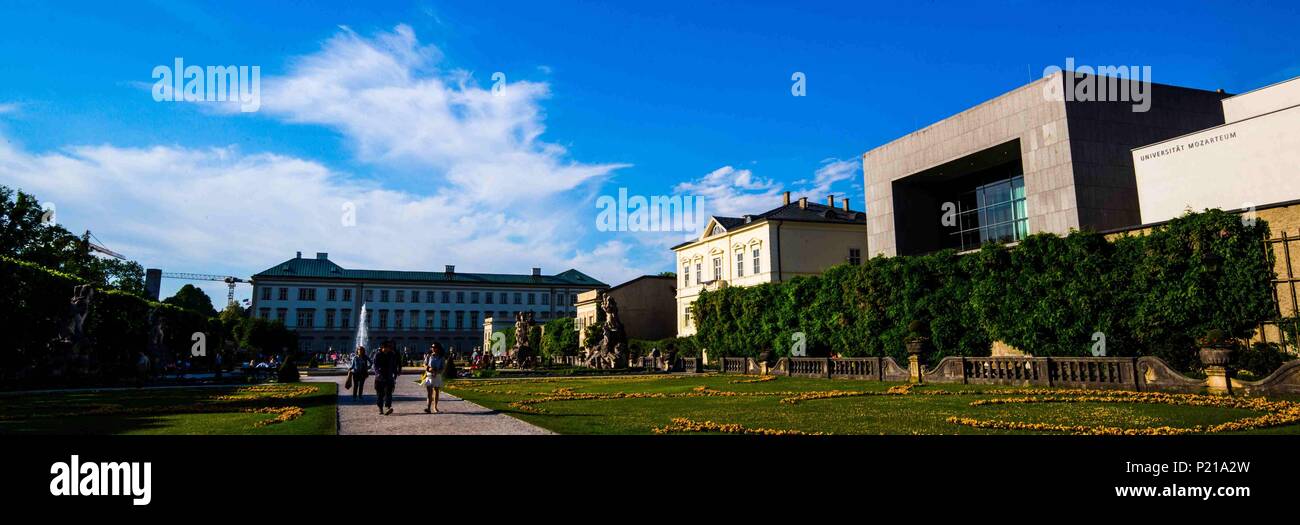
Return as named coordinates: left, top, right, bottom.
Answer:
left=532, top=267, right=541, bottom=277
left=798, top=197, right=808, bottom=209
left=827, top=195, right=836, bottom=207
left=842, top=197, right=851, bottom=211
left=295, top=251, right=302, bottom=258
left=445, top=265, right=455, bottom=274
left=316, top=252, right=328, bottom=260
left=782, top=191, right=791, bottom=205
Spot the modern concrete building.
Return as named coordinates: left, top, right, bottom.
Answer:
left=672, top=193, right=867, bottom=336
left=250, top=252, right=606, bottom=355
left=1132, top=76, right=1300, bottom=224
left=574, top=275, right=677, bottom=347
left=862, top=70, right=1230, bottom=256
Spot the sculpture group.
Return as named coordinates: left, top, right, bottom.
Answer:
left=583, top=293, right=627, bottom=369
left=506, top=310, right=538, bottom=368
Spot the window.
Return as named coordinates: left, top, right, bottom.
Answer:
left=396, top=290, right=405, bottom=303
left=325, top=309, right=336, bottom=328
left=425, top=311, right=435, bottom=329
left=542, top=293, right=550, bottom=305
left=343, top=289, right=352, bottom=302
left=296, top=309, right=314, bottom=328
left=378, top=310, right=388, bottom=329
left=570, top=294, right=577, bottom=304
left=514, top=293, right=522, bottom=305
left=442, top=291, right=450, bottom=303
left=261, top=287, right=272, bottom=301
left=683, top=306, right=692, bottom=327
left=425, top=291, right=435, bottom=303
left=695, top=263, right=702, bottom=285
left=555, top=292, right=564, bottom=306
left=380, top=290, right=389, bottom=303
left=486, top=292, right=494, bottom=304
left=951, top=175, right=1029, bottom=251
left=440, top=311, right=449, bottom=330
left=278, top=288, right=288, bottom=301
left=712, top=257, right=722, bottom=281
left=736, top=252, right=744, bottom=277
left=455, top=311, right=464, bottom=329
left=683, top=264, right=690, bottom=287
left=411, top=290, right=420, bottom=303
left=297, top=288, right=316, bottom=301
left=327, top=288, right=337, bottom=301
left=848, top=248, right=862, bottom=265
left=753, top=248, right=761, bottom=274
left=527, top=293, right=536, bottom=305
left=340, top=309, right=351, bottom=329
left=499, top=292, right=507, bottom=304
left=394, top=310, right=404, bottom=329
left=471, top=291, right=479, bottom=304
left=364, top=289, right=374, bottom=302
left=470, top=311, right=479, bottom=328
left=457, top=291, right=465, bottom=304
left=276, top=308, right=287, bottom=323
left=259, top=307, right=270, bottom=319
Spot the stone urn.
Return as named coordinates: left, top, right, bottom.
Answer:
left=1198, top=345, right=1234, bottom=396
left=906, top=337, right=928, bottom=356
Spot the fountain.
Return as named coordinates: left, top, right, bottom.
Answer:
left=348, top=303, right=369, bottom=368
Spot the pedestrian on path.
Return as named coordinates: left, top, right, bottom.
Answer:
left=346, top=346, right=370, bottom=401
left=372, top=341, right=401, bottom=415
left=422, top=343, right=448, bottom=413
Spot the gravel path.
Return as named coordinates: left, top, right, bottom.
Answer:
left=308, top=374, right=554, bottom=435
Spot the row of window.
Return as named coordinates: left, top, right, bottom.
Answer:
left=259, top=286, right=578, bottom=307
left=682, top=247, right=763, bottom=288
left=257, top=307, right=566, bottom=330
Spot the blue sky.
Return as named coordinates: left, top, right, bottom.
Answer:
left=1, top=0, right=1298, bottom=303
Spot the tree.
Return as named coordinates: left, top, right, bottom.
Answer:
left=163, top=284, right=218, bottom=317
left=541, top=317, right=579, bottom=358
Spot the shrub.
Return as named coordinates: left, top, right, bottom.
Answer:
left=692, top=209, right=1275, bottom=368
left=277, top=354, right=300, bottom=383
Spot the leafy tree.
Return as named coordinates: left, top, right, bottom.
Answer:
left=163, top=284, right=218, bottom=317
left=540, top=317, right=578, bottom=358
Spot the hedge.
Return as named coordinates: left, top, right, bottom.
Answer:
left=693, top=209, right=1276, bottom=370
left=2, top=256, right=238, bottom=386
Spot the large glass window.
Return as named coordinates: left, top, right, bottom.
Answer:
left=952, top=175, right=1028, bottom=251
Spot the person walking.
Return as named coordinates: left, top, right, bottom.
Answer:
left=422, top=343, right=448, bottom=413
left=372, top=341, right=401, bottom=415
left=347, top=346, right=370, bottom=401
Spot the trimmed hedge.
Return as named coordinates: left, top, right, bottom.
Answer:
left=0, top=256, right=273, bottom=386
left=693, top=210, right=1276, bottom=370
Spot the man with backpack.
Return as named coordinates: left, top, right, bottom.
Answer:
left=372, top=341, right=401, bottom=415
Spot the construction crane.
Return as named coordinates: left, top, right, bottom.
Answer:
left=161, top=272, right=251, bottom=305
left=81, top=230, right=125, bottom=260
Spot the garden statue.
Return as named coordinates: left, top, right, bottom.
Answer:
left=509, top=311, right=537, bottom=368
left=146, top=307, right=169, bottom=375
left=583, top=294, right=628, bottom=369
left=50, top=284, right=95, bottom=376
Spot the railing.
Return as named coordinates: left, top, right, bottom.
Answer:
left=682, top=357, right=700, bottom=373
left=963, top=357, right=1043, bottom=384
left=788, top=358, right=829, bottom=378
left=721, top=357, right=750, bottom=374
left=1048, top=357, right=1136, bottom=388
left=831, top=358, right=878, bottom=379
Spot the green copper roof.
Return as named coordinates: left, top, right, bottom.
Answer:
left=252, top=256, right=607, bottom=287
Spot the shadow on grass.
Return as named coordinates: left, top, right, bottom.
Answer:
left=0, top=383, right=337, bottom=435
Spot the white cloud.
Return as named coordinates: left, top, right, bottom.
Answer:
left=0, top=26, right=654, bottom=299
left=0, top=103, right=19, bottom=114
left=672, top=157, right=862, bottom=224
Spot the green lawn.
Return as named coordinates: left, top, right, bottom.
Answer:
left=445, top=374, right=1300, bottom=435
left=0, top=382, right=337, bottom=435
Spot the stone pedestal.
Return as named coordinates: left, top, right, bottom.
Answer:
left=907, top=355, right=922, bottom=384
left=1199, top=347, right=1234, bottom=396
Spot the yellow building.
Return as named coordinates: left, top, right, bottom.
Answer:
left=671, top=192, right=867, bottom=336
left=575, top=275, right=677, bottom=347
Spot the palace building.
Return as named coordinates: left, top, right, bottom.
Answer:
left=672, top=193, right=867, bottom=336
left=250, top=252, right=606, bottom=355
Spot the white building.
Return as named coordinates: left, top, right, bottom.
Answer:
left=250, top=252, right=606, bottom=355
left=672, top=193, right=867, bottom=336
left=1133, top=76, right=1300, bottom=224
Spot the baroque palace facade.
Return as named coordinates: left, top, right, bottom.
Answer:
left=250, top=252, right=606, bottom=355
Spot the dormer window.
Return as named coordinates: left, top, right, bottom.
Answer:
left=709, top=224, right=725, bottom=236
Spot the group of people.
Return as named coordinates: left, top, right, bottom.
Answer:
left=346, top=341, right=452, bottom=415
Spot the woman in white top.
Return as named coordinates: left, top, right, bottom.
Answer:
left=423, top=343, right=448, bottom=413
